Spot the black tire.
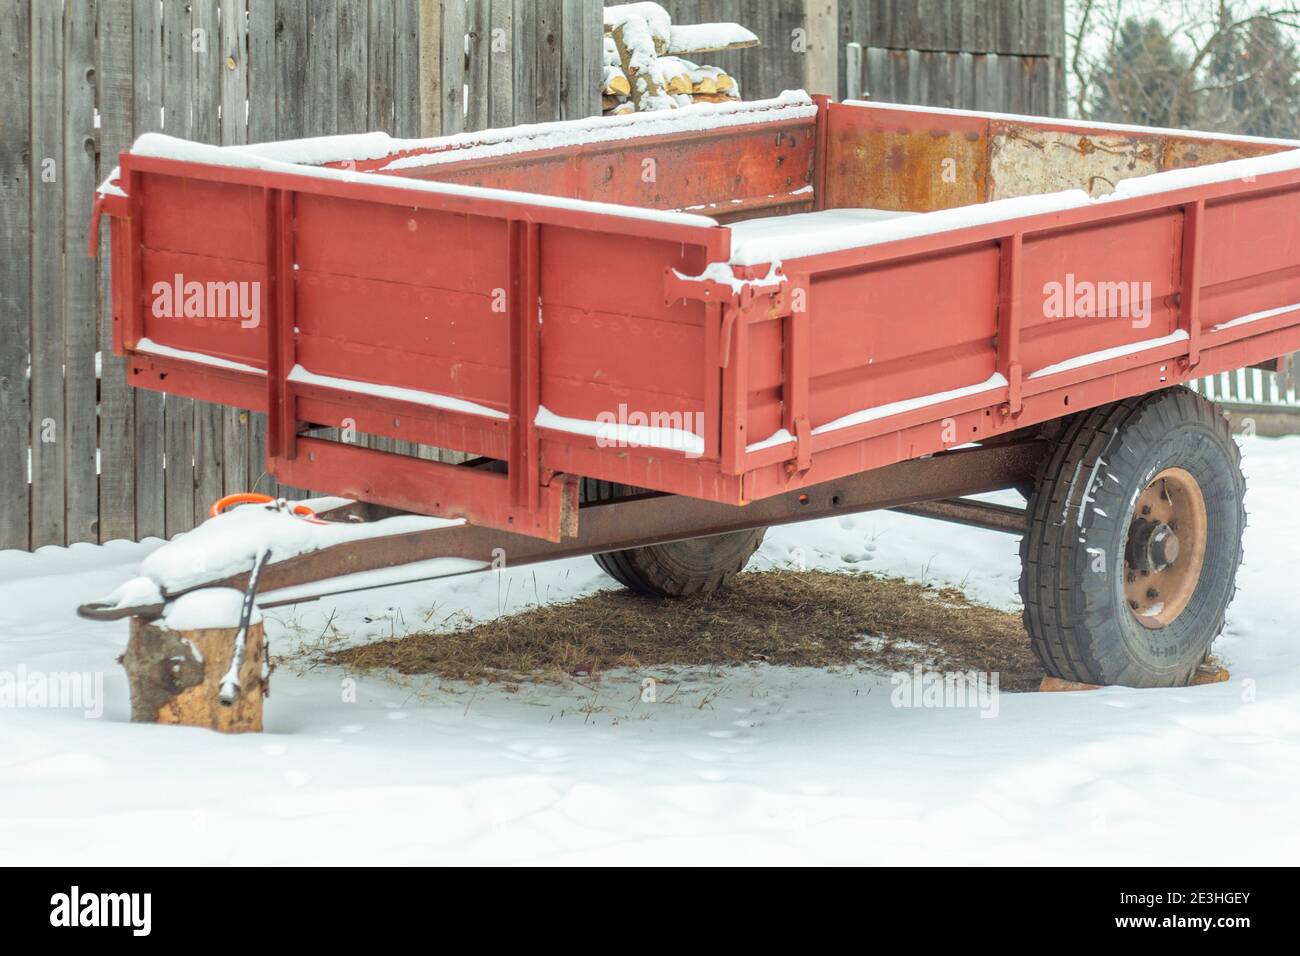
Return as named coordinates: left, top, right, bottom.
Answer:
left=581, top=479, right=766, bottom=597
left=1020, top=387, right=1245, bottom=687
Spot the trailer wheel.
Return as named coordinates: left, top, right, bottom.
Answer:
left=581, top=479, right=766, bottom=597
left=1020, top=388, right=1245, bottom=688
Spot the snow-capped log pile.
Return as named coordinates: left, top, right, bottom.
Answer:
left=602, top=2, right=757, bottom=115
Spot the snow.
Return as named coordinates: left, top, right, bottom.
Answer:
left=731, top=207, right=916, bottom=247
left=162, top=588, right=262, bottom=631
left=1212, top=302, right=1300, bottom=333
left=727, top=191, right=1092, bottom=266
left=813, top=373, right=1009, bottom=437
left=1107, top=148, right=1300, bottom=199
left=101, top=575, right=163, bottom=611
left=1, top=434, right=1299, bottom=863
left=96, top=178, right=127, bottom=199
left=746, top=427, right=795, bottom=454
left=667, top=23, right=758, bottom=54
left=671, top=260, right=785, bottom=294
left=287, top=364, right=507, bottom=421
left=122, top=132, right=720, bottom=230
left=535, top=405, right=705, bottom=456
left=1027, top=330, right=1189, bottom=380
left=604, top=3, right=672, bottom=50
left=134, top=337, right=265, bottom=375
left=842, top=98, right=1300, bottom=149
left=378, top=92, right=814, bottom=172
left=136, top=500, right=462, bottom=595
left=110, top=93, right=813, bottom=194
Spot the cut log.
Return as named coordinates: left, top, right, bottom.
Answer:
left=612, top=16, right=676, bottom=111
left=666, top=75, right=692, bottom=95
left=122, top=599, right=267, bottom=733
left=690, top=92, right=734, bottom=104
left=692, top=76, right=718, bottom=95
left=602, top=64, right=631, bottom=96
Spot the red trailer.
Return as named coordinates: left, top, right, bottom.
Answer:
left=85, top=92, right=1300, bottom=688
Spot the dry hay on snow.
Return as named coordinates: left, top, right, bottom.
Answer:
left=325, top=570, right=1043, bottom=692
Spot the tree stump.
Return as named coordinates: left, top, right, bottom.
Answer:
left=123, top=616, right=266, bottom=733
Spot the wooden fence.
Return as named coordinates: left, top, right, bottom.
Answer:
left=0, top=0, right=601, bottom=551
left=838, top=0, right=1065, bottom=114
left=1, top=0, right=1077, bottom=552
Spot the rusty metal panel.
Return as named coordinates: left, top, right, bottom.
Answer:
left=1159, top=136, right=1281, bottom=172
left=988, top=122, right=1161, bottom=198
left=824, top=104, right=988, bottom=211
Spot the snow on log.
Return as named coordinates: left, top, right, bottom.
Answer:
left=612, top=15, right=677, bottom=112
left=667, top=23, right=760, bottom=55
left=604, top=2, right=672, bottom=55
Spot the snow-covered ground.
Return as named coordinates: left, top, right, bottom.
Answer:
left=1, top=436, right=1297, bottom=865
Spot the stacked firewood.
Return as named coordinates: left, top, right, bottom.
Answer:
left=601, top=2, right=758, bottom=115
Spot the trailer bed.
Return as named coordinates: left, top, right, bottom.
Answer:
left=94, top=91, right=1300, bottom=541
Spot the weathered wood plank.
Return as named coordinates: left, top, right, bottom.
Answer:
left=0, top=0, right=32, bottom=549
left=29, top=0, right=65, bottom=548
left=307, top=0, right=341, bottom=137
left=245, top=0, right=277, bottom=496
left=837, top=0, right=869, bottom=100
left=418, top=0, right=441, bottom=135
left=489, top=0, right=514, bottom=127
left=536, top=0, right=562, bottom=122
left=466, top=0, right=491, bottom=131
left=582, top=0, right=603, bottom=118
left=96, top=0, right=136, bottom=543
left=441, top=0, right=467, bottom=133
left=864, top=0, right=1057, bottom=56
left=768, top=1, right=806, bottom=102
left=559, top=0, right=583, bottom=121
left=220, top=0, right=252, bottom=497
left=277, top=0, right=309, bottom=138
left=395, top=0, right=422, bottom=136
left=803, top=0, right=836, bottom=97
left=63, top=0, right=100, bottom=544
left=511, top=0, right=535, bottom=123
left=131, top=0, right=166, bottom=538
left=337, top=0, right=369, bottom=135
left=368, top=0, right=397, bottom=133
left=161, top=0, right=195, bottom=536
left=191, top=0, right=226, bottom=526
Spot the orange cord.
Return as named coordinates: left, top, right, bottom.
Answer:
left=209, top=492, right=320, bottom=522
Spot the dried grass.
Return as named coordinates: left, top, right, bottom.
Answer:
left=324, top=570, right=1042, bottom=692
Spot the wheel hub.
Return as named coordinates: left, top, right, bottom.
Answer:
left=1126, top=518, right=1181, bottom=571
left=1124, top=468, right=1208, bottom=629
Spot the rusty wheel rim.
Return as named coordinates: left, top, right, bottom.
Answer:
left=1124, top=467, right=1208, bottom=629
